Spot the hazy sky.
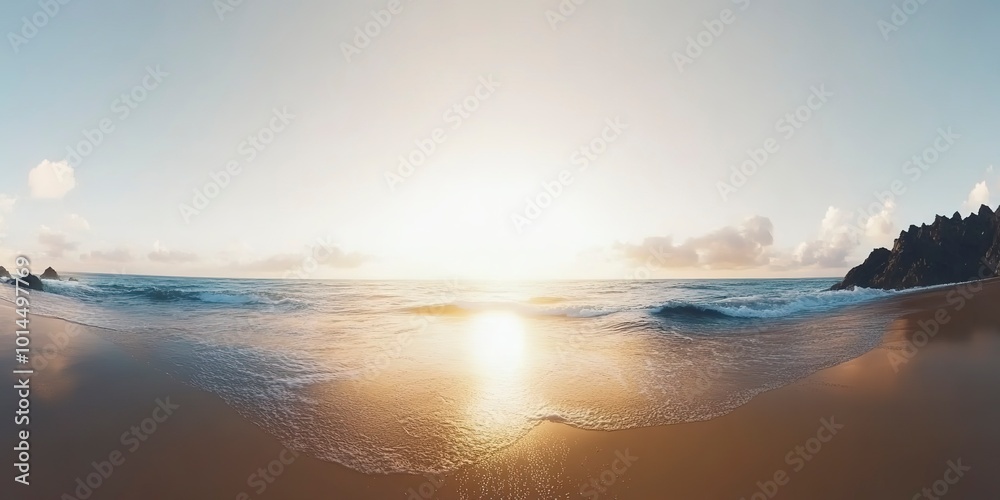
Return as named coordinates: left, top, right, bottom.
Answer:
left=2, top=0, right=998, bottom=279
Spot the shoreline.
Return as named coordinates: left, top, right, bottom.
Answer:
left=3, top=279, right=1000, bottom=498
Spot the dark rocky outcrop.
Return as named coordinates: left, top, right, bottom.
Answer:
left=832, top=205, right=1000, bottom=290
left=40, top=267, right=60, bottom=280
left=19, top=274, right=44, bottom=291
left=0, top=266, right=9, bottom=278
left=68, top=277, right=79, bottom=282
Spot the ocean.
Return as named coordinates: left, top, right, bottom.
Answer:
left=11, top=275, right=904, bottom=474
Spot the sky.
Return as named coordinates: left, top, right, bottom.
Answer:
left=1, top=0, right=998, bottom=280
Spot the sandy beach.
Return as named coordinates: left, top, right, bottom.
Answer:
left=3, top=279, right=1000, bottom=499
left=9, top=0, right=1000, bottom=497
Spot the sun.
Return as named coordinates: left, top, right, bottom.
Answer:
left=469, top=312, right=527, bottom=374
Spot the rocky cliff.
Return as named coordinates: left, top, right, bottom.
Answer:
left=832, top=204, right=1000, bottom=290
left=40, top=267, right=60, bottom=280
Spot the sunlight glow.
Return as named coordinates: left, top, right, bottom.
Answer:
left=469, top=312, right=526, bottom=374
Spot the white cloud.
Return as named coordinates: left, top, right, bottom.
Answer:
left=793, top=207, right=859, bottom=268
left=617, top=236, right=698, bottom=268
left=80, top=248, right=135, bottom=263
left=0, top=195, right=16, bottom=214
left=37, top=225, right=79, bottom=258
left=793, top=198, right=898, bottom=269
left=864, top=199, right=897, bottom=242
left=962, top=181, right=990, bottom=213
left=229, top=243, right=371, bottom=275
left=690, top=216, right=775, bottom=269
left=66, top=213, right=91, bottom=231
left=234, top=254, right=309, bottom=273
left=617, top=216, right=775, bottom=270
left=0, top=194, right=15, bottom=233
left=28, top=160, right=76, bottom=199
left=148, top=240, right=198, bottom=263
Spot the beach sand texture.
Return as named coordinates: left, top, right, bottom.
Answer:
left=3, top=279, right=1000, bottom=499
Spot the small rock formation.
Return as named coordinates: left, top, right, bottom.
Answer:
left=40, top=267, right=60, bottom=280
left=832, top=204, right=1000, bottom=290
left=0, top=266, right=9, bottom=278
left=21, top=274, right=44, bottom=291
left=68, top=277, right=79, bottom=282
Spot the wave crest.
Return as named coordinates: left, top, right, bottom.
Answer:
left=41, top=279, right=302, bottom=309
left=653, top=287, right=897, bottom=320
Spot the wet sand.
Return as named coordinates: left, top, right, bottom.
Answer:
left=3, top=279, right=1000, bottom=499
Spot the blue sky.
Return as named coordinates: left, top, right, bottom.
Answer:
left=1, top=0, right=997, bottom=279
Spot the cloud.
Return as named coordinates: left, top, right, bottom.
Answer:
left=79, top=248, right=135, bottom=263
left=236, top=254, right=306, bottom=273
left=793, top=207, right=860, bottom=268
left=791, top=199, right=897, bottom=269
left=864, top=199, right=896, bottom=240
left=319, top=246, right=371, bottom=269
left=0, top=194, right=15, bottom=233
left=616, top=236, right=698, bottom=268
left=148, top=241, right=198, bottom=263
left=617, top=216, right=774, bottom=270
left=962, top=181, right=990, bottom=213
left=0, top=195, right=16, bottom=214
left=233, top=243, right=370, bottom=275
left=689, top=216, right=774, bottom=269
left=29, top=160, right=76, bottom=199
left=66, top=214, right=91, bottom=231
left=37, top=225, right=79, bottom=258
left=689, top=193, right=898, bottom=273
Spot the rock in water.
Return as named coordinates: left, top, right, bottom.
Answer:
left=0, top=266, right=9, bottom=278
left=40, top=267, right=60, bottom=280
left=832, top=204, right=1000, bottom=290
left=20, top=274, right=44, bottom=291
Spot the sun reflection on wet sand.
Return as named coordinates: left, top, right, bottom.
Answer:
left=465, top=312, right=535, bottom=434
